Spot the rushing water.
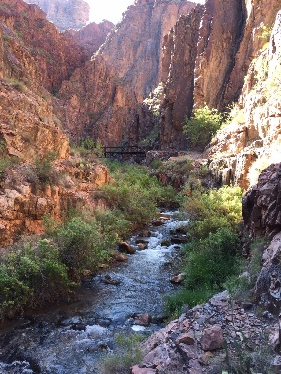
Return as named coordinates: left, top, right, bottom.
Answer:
left=0, top=211, right=188, bottom=374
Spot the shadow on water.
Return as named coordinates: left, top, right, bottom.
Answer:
left=0, top=211, right=188, bottom=374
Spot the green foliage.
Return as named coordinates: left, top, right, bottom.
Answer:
left=0, top=240, right=71, bottom=318
left=0, top=141, right=19, bottom=181
left=5, top=78, right=26, bottom=92
left=73, top=137, right=104, bottom=158
left=34, top=151, right=57, bottom=184
left=100, top=162, right=178, bottom=227
left=100, top=333, right=144, bottom=374
left=165, top=288, right=213, bottom=318
left=259, top=25, right=273, bottom=41
left=225, top=238, right=265, bottom=301
left=183, top=228, right=240, bottom=290
left=183, top=106, right=223, bottom=150
left=166, top=186, right=242, bottom=317
left=54, top=217, right=111, bottom=281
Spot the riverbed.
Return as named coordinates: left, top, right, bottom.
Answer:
left=0, top=211, right=188, bottom=373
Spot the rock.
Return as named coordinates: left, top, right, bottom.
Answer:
left=152, top=219, right=164, bottom=227
left=137, top=243, right=148, bottom=250
left=241, top=302, right=253, bottom=310
left=176, top=332, right=195, bottom=345
left=140, top=230, right=152, bottom=238
left=115, top=254, right=128, bottom=262
left=171, top=235, right=188, bottom=244
left=131, top=366, right=156, bottom=374
left=134, top=313, right=152, bottom=327
left=200, top=325, right=224, bottom=351
left=119, top=242, right=136, bottom=254
left=25, top=0, right=90, bottom=31
left=104, top=276, right=120, bottom=286
left=171, top=273, right=186, bottom=284
left=188, top=359, right=202, bottom=374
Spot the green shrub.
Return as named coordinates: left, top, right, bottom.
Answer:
left=100, top=333, right=144, bottom=374
left=183, top=106, right=223, bottom=150
left=183, top=228, right=240, bottom=290
left=72, top=137, right=104, bottom=158
left=34, top=150, right=57, bottom=184
left=54, top=217, right=111, bottom=281
left=165, top=288, right=213, bottom=318
left=100, top=163, right=178, bottom=227
left=0, top=240, right=71, bottom=318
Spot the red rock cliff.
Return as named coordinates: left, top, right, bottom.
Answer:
left=25, top=0, right=90, bottom=31
left=58, top=0, right=196, bottom=145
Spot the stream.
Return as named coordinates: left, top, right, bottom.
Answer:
left=0, top=211, right=188, bottom=373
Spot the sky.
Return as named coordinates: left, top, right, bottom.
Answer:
left=85, top=0, right=135, bottom=24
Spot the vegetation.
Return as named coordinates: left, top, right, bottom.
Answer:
left=0, top=161, right=178, bottom=318
left=0, top=139, right=19, bottom=181
left=34, top=150, right=58, bottom=184
left=100, top=161, right=178, bottom=228
left=183, top=106, right=223, bottom=150
left=72, top=137, right=104, bottom=158
left=166, top=186, right=243, bottom=315
left=100, top=333, right=144, bottom=374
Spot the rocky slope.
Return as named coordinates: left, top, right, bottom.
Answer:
left=0, top=0, right=112, bottom=246
left=58, top=0, right=196, bottom=144
left=25, top=0, right=90, bottom=31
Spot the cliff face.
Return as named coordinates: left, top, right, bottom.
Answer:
left=208, top=7, right=281, bottom=190
left=0, top=0, right=112, bottom=246
left=159, top=6, right=204, bottom=150
left=25, top=0, right=90, bottom=31
left=65, top=20, right=114, bottom=60
left=0, top=0, right=89, bottom=93
left=58, top=0, right=196, bottom=145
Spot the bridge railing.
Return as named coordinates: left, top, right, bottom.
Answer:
left=103, top=146, right=146, bottom=161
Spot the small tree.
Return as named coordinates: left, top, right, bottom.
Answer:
left=183, top=106, right=222, bottom=151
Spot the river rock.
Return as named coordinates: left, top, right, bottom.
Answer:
left=171, top=235, right=188, bottom=244
left=134, top=313, right=152, bottom=327
left=139, top=230, right=151, bottom=238
left=171, top=273, right=186, bottom=284
left=116, top=254, right=128, bottom=262
left=119, top=242, right=136, bottom=254
left=200, top=325, right=224, bottom=351
left=137, top=243, right=148, bottom=250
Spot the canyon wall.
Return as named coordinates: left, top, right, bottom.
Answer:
left=58, top=0, right=196, bottom=145
left=25, top=0, right=90, bottom=31
left=208, top=6, right=281, bottom=190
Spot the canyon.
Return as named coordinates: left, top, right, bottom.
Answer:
left=0, top=0, right=280, bottom=371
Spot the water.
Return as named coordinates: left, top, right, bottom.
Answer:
left=0, top=212, right=188, bottom=373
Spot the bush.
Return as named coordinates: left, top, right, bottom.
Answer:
left=34, top=150, right=57, bottom=184
left=0, top=240, right=71, bottom=318
left=165, top=288, right=213, bottom=318
left=183, top=106, right=223, bottom=150
left=100, top=162, right=178, bottom=227
left=54, top=217, right=111, bottom=281
left=183, top=228, right=240, bottom=290
left=100, top=333, right=144, bottom=374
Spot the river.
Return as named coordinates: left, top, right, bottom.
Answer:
left=0, top=211, right=188, bottom=373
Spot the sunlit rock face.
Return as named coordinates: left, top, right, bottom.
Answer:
left=58, top=0, right=196, bottom=145
left=208, top=7, right=281, bottom=190
left=24, top=0, right=90, bottom=31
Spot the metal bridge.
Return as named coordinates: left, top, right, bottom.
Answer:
left=103, top=146, right=146, bottom=162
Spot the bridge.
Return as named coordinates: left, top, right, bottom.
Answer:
left=103, top=146, right=146, bottom=162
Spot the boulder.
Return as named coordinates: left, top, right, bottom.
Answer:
left=200, top=325, right=224, bottom=351
left=171, top=273, right=186, bottom=284
left=131, top=366, right=156, bottom=374
left=134, top=313, right=152, bottom=327
left=119, top=242, right=136, bottom=254
left=176, top=332, right=195, bottom=346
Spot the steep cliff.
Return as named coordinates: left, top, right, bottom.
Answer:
left=58, top=0, right=196, bottom=145
left=65, top=20, right=114, bottom=60
left=25, top=0, right=90, bottom=31
left=208, top=7, right=281, bottom=190
left=0, top=0, right=112, bottom=246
